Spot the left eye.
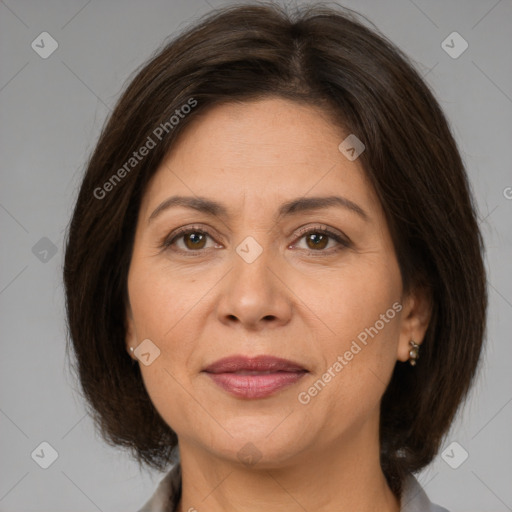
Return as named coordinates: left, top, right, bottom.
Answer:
left=292, top=228, right=349, bottom=253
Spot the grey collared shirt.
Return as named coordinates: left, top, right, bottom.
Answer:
left=137, top=463, right=450, bottom=512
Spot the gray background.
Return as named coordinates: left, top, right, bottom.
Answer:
left=0, top=0, right=511, bottom=510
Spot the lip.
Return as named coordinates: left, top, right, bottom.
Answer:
left=203, top=355, right=307, bottom=374
left=202, top=355, right=308, bottom=399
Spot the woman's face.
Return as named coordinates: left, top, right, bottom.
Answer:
left=126, top=97, right=423, bottom=467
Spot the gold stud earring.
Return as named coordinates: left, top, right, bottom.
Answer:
left=408, top=340, right=420, bottom=366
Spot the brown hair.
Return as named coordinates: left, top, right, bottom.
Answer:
left=63, top=2, right=487, bottom=497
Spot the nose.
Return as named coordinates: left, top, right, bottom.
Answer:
left=215, top=243, right=293, bottom=331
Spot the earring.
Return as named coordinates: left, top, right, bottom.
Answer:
left=129, top=347, right=134, bottom=352
left=408, top=340, right=420, bottom=366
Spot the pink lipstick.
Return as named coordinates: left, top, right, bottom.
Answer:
left=202, top=355, right=308, bottom=399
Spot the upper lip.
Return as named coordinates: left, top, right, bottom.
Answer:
left=202, top=355, right=308, bottom=374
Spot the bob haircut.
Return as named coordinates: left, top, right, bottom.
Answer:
left=63, top=2, right=487, bottom=496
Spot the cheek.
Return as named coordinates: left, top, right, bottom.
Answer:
left=127, top=258, right=214, bottom=434
left=292, top=256, right=401, bottom=345
left=293, top=259, right=402, bottom=415
left=127, top=255, right=202, bottom=340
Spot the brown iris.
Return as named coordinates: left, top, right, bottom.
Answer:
left=184, top=232, right=207, bottom=250
left=305, top=233, right=329, bottom=250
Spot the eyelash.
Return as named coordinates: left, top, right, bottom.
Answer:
left=159, top=224, right=351, bottom=257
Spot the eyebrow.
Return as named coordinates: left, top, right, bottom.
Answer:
left=148, top=194, right=369, bottom=224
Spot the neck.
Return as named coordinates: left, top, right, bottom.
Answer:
left=175, top=418, right=400, bottom=512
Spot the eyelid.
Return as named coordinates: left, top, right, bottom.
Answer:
left=292, top=223, right=349, bottom=242
left=290, top=224, right=352, bottom=252
left=159, top=223, right=222, bottom=251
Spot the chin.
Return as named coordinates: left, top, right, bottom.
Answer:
left=202, top=418, right=313, bottom=469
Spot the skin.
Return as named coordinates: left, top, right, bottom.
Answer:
left=125, top=97, right=431, bottom=512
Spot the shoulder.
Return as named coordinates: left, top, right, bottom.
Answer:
left=136, top=463, right=181, bottom=512
left=400, top=473, right=451, bottom=512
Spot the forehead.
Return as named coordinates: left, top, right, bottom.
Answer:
left=140, top=97, right=379, bottom=219
left=169, top=97, right=345, bottom=168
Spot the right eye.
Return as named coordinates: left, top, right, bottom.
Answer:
left=161, top=226, right=222, bottom=254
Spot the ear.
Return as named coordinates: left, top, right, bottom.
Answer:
left=125, top=303, right=138, bottom=361
left=396, top=285, right=432, bottom=363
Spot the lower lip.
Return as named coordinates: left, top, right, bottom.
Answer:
left=204, top=371, right=307, bottom=399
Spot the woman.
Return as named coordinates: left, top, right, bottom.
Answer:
left=63, top=3, right=487, bottom=511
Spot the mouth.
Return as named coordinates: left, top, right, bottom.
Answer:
left=202, top=355, right=308, bottom=399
